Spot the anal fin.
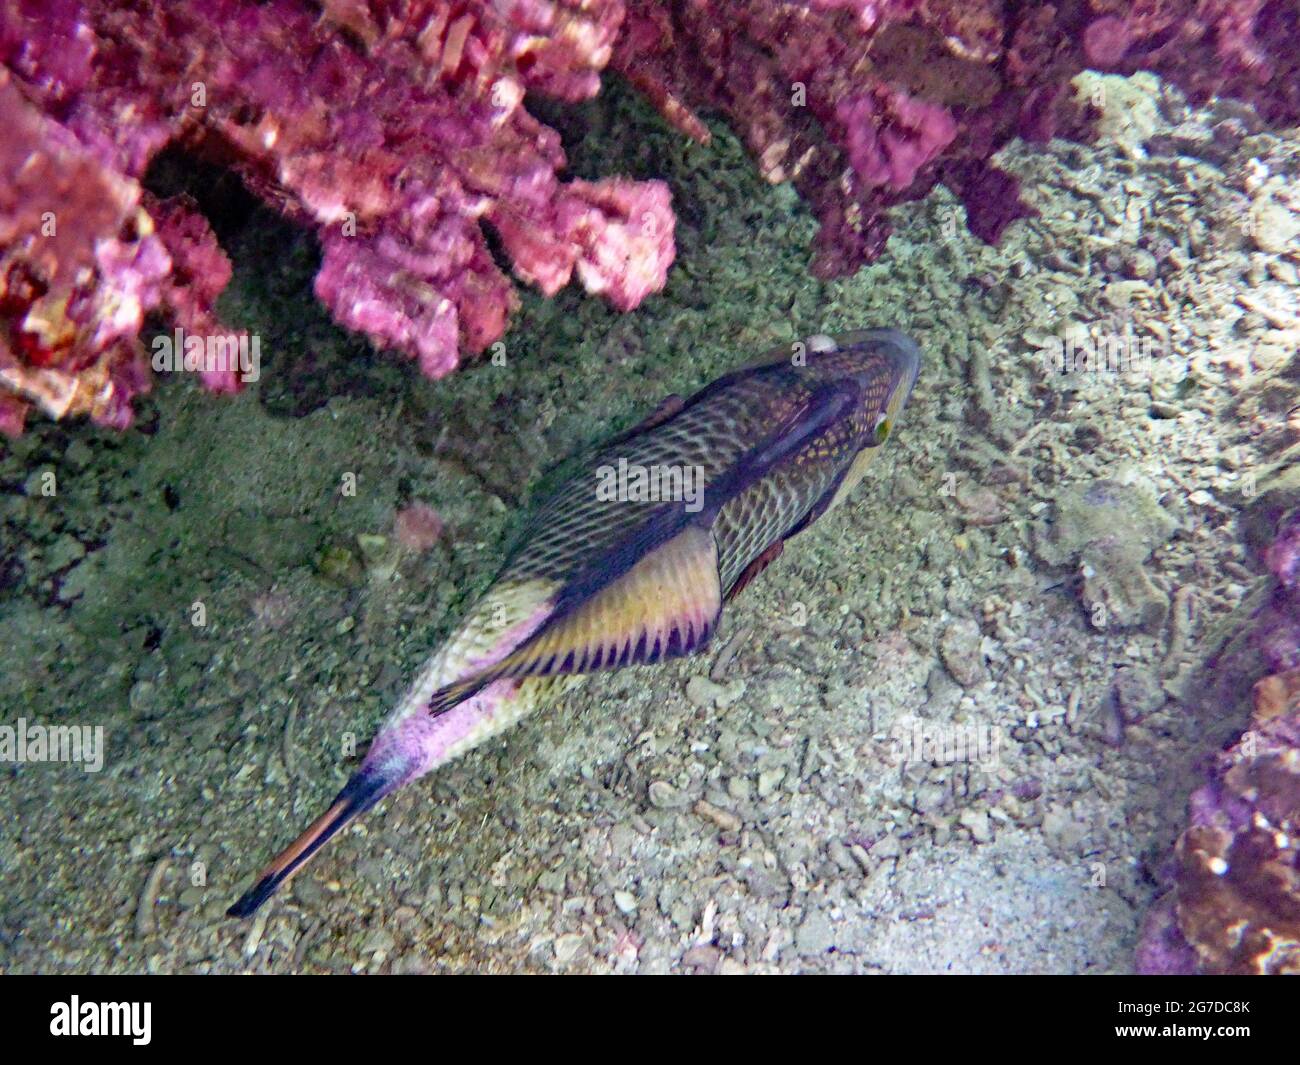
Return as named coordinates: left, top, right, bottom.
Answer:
left=424, top=523, right=722, bottom=715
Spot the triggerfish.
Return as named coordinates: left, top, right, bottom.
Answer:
left=228, top=327, right=921, bottom=916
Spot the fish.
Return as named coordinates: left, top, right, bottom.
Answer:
left=227, top=326, right=921, bottom=917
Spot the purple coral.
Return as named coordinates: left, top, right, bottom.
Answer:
left=1137, top=504, right=1300, bottom=974
left=1137, top=705, right=1300, bottom=975
left=1265, top=508, right=1300, bottom=591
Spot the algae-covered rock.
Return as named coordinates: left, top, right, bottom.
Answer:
left=1035, top=477, right=1178, bottom=631
left=1136, top=702, right=1300, bottom=975
left=315, top=543, right=365, bottom=587
left=1073, top=72, right=1161, bottom=156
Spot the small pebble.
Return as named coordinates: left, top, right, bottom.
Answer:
left=685, top=675, right=724, bottom=708
left=537, top=870, right=567, bottom=894
left=553, top=933, right=584, bottom=963
left=362, top=929, right=396, bottom=956
left=293, top=877, right=327, bottom=908
left=939, top=618, right=986, bottom=687
left=795, top=910, right=836, bottom=956
left=693, top=799, right=741, bottom=832
left=727, top=776, right=751, bottom=802
left=872, top=835, right=902, bottom=860
left=648, top=780, right=688, bottom=809
left=756, top=765, right=786, bottom=798
left=958, top=808, right=994, bottom=844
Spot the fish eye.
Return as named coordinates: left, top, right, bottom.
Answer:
left=873, top=414, right=891, bottom=445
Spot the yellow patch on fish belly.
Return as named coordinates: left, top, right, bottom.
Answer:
left=465, top=523, right=722, bottom=685
left=826, top=445, right=880, bottom=514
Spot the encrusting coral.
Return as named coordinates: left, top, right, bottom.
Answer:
left=1137, top=505, right=1300, bottom=975
left=0, top=0, right=674, bottom=433
left=4, top=0, right=1300, bottom=434
left=612, top=0, right=1300, bottom=276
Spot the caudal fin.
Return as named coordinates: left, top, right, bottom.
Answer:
left=227, top=769, right=390, bottom=918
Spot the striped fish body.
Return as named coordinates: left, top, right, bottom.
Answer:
left=228, top=327, right=920, bottom=916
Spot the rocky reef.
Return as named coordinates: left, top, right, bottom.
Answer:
left=1137, top=489, right=1300, bottom=975
left=1136, top=697, right=1300, bottom=975
left=4, top=0, right=1300, bottom=434
left=612, top=0, right=1300, bottom=276
left=1034, top=476, right=1178, bottom=632
left=0, top=0, right=674, bottom=433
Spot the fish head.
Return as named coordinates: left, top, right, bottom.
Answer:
left=802, top=327, right=921, bottom=450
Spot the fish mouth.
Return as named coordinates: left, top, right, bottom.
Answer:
left=871, top=329, right=922, bottom=398
left=841, top=327, right=921, bottom=412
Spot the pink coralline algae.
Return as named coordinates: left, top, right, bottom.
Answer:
left=5, top=2, right=1300, bottom=433
left=612, top=0, right=1300, bottom=277
left=838, top=89, right=957, bottom=192
left=0, top=0, right=674, bottom=433
left=0, top=68, right=165, bottom=433
left=394, top=501, right=444, bottom=553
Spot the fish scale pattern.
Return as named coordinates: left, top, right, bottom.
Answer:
left=497, top=344, right=899, bottom=596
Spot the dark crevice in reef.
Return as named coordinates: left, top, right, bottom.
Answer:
left=142, top=146, right=411, bottom=419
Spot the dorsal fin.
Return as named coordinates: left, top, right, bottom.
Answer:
left=603, top=394, right=686, bottom=448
